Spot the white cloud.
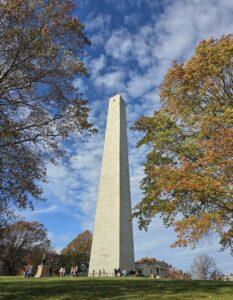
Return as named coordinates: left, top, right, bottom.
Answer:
left=95, top=70, right=127, bottom=92
left=89, top=54, right=106, bottom=77
left=127, top=75, right=153, bottom=98
left=124, top=13, right=141, bottom=26
left=44, top=138, right=102, bottom=216
left=103, top=0, right=233, bottom=104
left=105, top=25, right=153, bottom=68
left=85, top=14, right=112, bottom=32
left=18, top=205, right=59, bottom=217
left=85, top=14, right=112, bottom=47
left=105, top=28, right=133, bottom=61
left=153, top=0, right=233, bottom=63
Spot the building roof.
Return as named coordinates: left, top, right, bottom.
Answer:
left=135, top=261, right=169, bottom=269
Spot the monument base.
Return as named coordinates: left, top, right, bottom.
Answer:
left=34, top=264, right=49, bottom=278
left=88, top=272, right=114, bottom=277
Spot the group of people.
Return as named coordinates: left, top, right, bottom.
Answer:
left=59, top=266, right=80, bottom=277
left=70, top=265, right=79, bottom=277
left=22, top=264, right=139, bottom=278
left=114, top=267, right=129, bottom=277
left=23, top=265, right=33, bottom=277
left=114, top=267, right=122, bottom=276
left=114, top=268, right=140, bottom=277
left=59, top=267, right=66, bottom=277
left=91, top=268, right=138, bottom=277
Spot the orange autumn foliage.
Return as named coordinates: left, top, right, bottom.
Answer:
left=132, top=35, right=233, bottom=253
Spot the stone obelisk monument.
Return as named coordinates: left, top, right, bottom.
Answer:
left=89, top=94, right=135, bottom=275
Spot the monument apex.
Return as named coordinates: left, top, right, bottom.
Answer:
left=89, top=94, right=135, bottom=275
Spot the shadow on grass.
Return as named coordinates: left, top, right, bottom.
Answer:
left=0, top=277, right=233, bottom=300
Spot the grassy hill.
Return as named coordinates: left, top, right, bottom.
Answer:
left=0, top=276, right=233, bottom=300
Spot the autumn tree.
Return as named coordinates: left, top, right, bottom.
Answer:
left=46, top=250, right=61, bottom=275
left=191, top=254, right=220, bottom=280
left=25, top=245, right=60, bottom=276
left=132, top=35, right=233, bottom=252
left=0, top=0, right=95, bottom=220
left=168, top=267, right=191, bottom=280
left=0, top=221, right=49, bottom=275
left=136, top=257, right=159, bottom=264
left=60, top=230, right=92, bottom=271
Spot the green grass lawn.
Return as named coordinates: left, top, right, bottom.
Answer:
left=0, top=276, right=233, bottom=300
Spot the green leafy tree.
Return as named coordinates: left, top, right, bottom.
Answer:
left=0, top=0, right=95, bottom=220
left=132, top=35, right=233, bottom=252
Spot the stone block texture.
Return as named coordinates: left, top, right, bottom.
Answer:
left=89, top=94, right=135, bottom=275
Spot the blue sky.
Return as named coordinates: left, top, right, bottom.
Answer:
left=22, top=0, right=233, bottom=273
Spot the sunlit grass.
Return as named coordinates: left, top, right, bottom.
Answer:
left=0, top=276, right=233, bottom=300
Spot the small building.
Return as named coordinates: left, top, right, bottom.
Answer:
left=135, top=259, right=170, bottom=278
left=222, top=274, right=233, bottom=281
